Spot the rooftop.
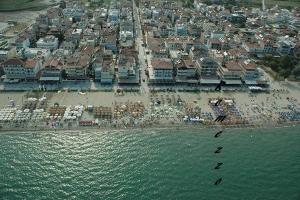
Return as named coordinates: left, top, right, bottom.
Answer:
left=37, top=35, right=58, bottom=43
left=25, top=59, right=37, bottom=69
left=151, top=58, right=173, bottom=70
left=239, top=60, right=257, bottom=71
left=225, top=61, right=243, bottom=71
left=44, top=57, right=63, bottom=69
left=1, top=58, right=25, bottom=66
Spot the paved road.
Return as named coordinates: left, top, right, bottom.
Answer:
left=133, top=0, right=149, bottom=95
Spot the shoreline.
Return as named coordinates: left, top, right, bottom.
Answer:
left=1, top=121, right=299, bottom=134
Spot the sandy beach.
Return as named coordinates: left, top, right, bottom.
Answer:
left=0, top=80, right=299, bottom=132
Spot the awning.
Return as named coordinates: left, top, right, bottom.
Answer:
left=3, top=79, right=20, bottom=83
left=256, top=80, right=269, bottom=85
left=224, top=80, right=242, bottom=85
left=245, top=80, right=258, bottom=85
left=40, top=77, right=60, bottom=81
left=176, top=79, right=199, bottom=83
left=249, top=86, right=263, bottom=90
left=200, top=79, right=220, bottom=84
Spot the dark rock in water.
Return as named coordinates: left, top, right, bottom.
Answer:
left=214, top=162, right=223, bottom=170
left=214, top=178, right=223, bottom=185
left=215, top=146, right=223, bottom=153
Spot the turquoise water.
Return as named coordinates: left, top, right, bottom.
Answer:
left=0, top=127, right=300, bottom=199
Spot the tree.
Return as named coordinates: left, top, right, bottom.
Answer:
left=61, top=69, right=68, bottom=80
left=292, top=65, right=300, bottom=77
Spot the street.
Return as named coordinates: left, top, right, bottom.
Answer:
left=133, top=0, right=149, bottom=95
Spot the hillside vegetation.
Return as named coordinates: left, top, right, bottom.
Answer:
left=261, top=56, right=300, bottom=79
left=0, top=0, right=50, bottom=12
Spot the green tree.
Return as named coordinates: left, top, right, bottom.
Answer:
left=61, top=69, right=68, bottom=80
left=292, top=65, right=300, bottom=77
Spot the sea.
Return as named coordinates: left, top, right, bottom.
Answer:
left=0, top=126, right=299, bottom=200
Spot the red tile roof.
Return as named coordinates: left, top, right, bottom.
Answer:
left=25, top=59, right=37, bottom=69
left=1, top=58, right=25, bottom=66
left=239, top=60, right=257, bottom=71
left=151, top=58, right=173, bottom=70
left=225, top=61, right=242, bottom=71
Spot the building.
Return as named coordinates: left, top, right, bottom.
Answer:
left=239, top=60, right=260, bottom=81
left=120, top=21, right=134, bottom=48
left=196, top=57, right=220, bottom=79
left=243, top=42, right=262, bottom=56
left=117, top=55, right=138, bottom=84
left=64, top=56, right=89, bottom=80
left=18, top=48, right=51, bottom=59
left=218, top=61, right=243, bottom=85
left=276, top=40, right=294, bottom=55
left=24, top=59, right=43, bottom=80
left=101, top=59, right=115, bottom=84
left=63, top=7, right=84, bottom=21
left=119, top=30, right=134, bottom=48
left=228, top=13, right=247, bottom=26
left=149, top=58, right=174, bottom=83
left=175, top=59, right=199, bottom=83
left=39, top=57, right=63, bottom=83
left=93, top=57, right=102, bottom=82
left=189, top=46, right=209, bottom=59
left=93, top=56, right=114, bottom=84
left=207, top=38, right=222, bottom=50
left=15, top=36, right=30, bottom=50
left=1, top=58, right=41, bottom=81
left=102, top=34, right=118, bottom=54
left=108, top=9, right=120, bottom=24
left=0, top=22, right=9, bottom=34
left=61, top=41, right=77, bottom=54
left=175, top=23, right=187, bottom=36
left=71, top=29, right=83, bottom=43
left=0, top=50, right=9, bottom=62
left=36, top=36, right=59, bottom=51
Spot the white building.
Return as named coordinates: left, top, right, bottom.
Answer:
left=20, top=48, right=51, bottom=59
left=36, top=36, right=59, bottom=51
left=63, top=7, right=84, bottom=20
left=72, top=29, right=83, bottom=42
